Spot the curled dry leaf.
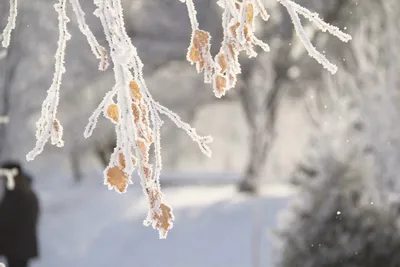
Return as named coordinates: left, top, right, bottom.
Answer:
left=217, top=53, right=228, bottom=73
left=144, top=187, right=174, bottom=239
left=188, top=29, right=213, bottom=76
left=136, top=138, right=150, bottom=162
left=215, top=75, right=227, bottom=96
left=119, top=152, right=137, bottom=169
left=119, top=153, right=126, bottom=168
left=105, top=165, right=128, bottom=193
left=153, top=203, right=174, bottom=239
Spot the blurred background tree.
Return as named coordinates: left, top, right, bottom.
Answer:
left=274, top=0, right=400, bottom=266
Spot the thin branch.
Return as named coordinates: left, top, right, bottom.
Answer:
left=1, top=0, right=18, bottom=48
left=26, top=0, right=71, bottom=161
left=68, top=0, right=109, bottom=70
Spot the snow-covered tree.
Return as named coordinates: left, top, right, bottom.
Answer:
left=1, top=0, right=350, bottom=238
left=237, top=0, right=350, bottom=193
left=275, top=0, right=400, bottom=264
left=274, top=72, right=400, bottom=267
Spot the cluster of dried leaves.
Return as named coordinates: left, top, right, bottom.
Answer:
left=185, top=0, right=270, bottom=97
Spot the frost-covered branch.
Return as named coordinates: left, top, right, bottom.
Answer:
left=180, top=0, right=351, bottom=95
left=1, top=0, right=17, bottom=48
left=82, top=0, right=212, bottom=238
left=183, top=0, right=271, bottom=97
left=278, top=0, right=351, bottom=74
left=3, top=0, right=352, bottom=239
left=26, top=0, right=70, bottom=161
left=68, top=0, right=109, bottom=70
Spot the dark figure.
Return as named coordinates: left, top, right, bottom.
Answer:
left=0, top=161, right=39, bottom=267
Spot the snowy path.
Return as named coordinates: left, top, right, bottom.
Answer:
left=31, top=178, right=294, bottom=267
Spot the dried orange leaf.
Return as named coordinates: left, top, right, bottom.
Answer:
left=143, top=164, right=153, bottom=181
left=129, top=80, right=142, bottom=101
left=106, top=166, right=128, bottom=193
left=230, top=22, right=240, bottom=38
left=215, top=75, right=227, bottom=95
left=244, top=24, right=251, bottom=41
left=137, top=138, right=148, bottom=154
left=106, top=104, right=119, bottom=123
left=119, top=153, right=137, bottom=169
left=188, top=29, right=211, bottom=66
left=218, top=53, right=227, bottom=73
left=139, top=103, right=150, bottom=127
left=247, top=3, right=254, bottom=23
left=131, top=103, right=140, bottom=124
left=228, top=43, right=237, bottom=57
left=189, top=46, right=200, bottom=62
left=119, top=153, right=126, bottom=168
left=193, top=29, right=210, bottom=49
left=154, top=203, right=174, bottom=239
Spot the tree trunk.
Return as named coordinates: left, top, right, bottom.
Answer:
left=70, top=147, right=83, bottom=183
left=238, top=84, right=280, bottom=193
left=237, top=53, right=281, bottom=194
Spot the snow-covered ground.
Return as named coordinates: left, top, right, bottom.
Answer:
left=27, top=172, right=295, bottom=267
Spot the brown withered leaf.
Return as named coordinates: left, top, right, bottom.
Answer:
left=129, top=81, right=142, bottom=101
left=217, top=53, right=227, bottom=73
left=136, top=138, right=149, bottom=162
left=228, top=43, right=237, bottom=58
left=53, top=119, right=61, bottom=133
left=119, top=153, right=137, bottom=169
left=188, top=29, right=211, bottom=66
left=106, top=166, right=128, bottom=193
left=244, top=24, right=251, bottom=41
left=148, top=188, right=161, bottom=204
left=153, top=203, right=174, bottom=238
left=131, top=103, right=141, bottom=124
left=106, top=104, right=119, bottom=123
left=230, top=22, right=240, bottom=38
left=132, top=157, right=137, bottom=166
left=139, top=103, right=150, bottom=127
left=198, top=59, right=206, bottom=71
left=215, top=75, right=227, bottom=96
left=137, top=138, right=147, bottom=154
left=193, top=29, right=210, bottom=49
left=139, top=129, right=153, bottom=144
left=143, top=164, right=153, bottom=181
left=119, top=153, right=126, bottom=168
left=189, top=46, right=200, bottom=62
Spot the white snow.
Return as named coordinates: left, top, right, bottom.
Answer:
left=24, top=171, right=294, bottom=267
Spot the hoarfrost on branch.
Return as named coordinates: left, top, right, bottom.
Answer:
left=0, top=0, right=351, bottom=238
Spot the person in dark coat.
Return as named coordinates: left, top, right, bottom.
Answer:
left=0, top=161, right=40, bottom=267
